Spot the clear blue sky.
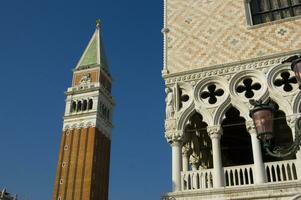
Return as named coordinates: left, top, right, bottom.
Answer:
left=0, top=1, right=171, bottom=199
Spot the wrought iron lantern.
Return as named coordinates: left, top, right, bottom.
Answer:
left=291, top=57, right=301, bottom=85
left=249, top=100, right=274, bottom=142
left=249, top=55, right=301, bottom=158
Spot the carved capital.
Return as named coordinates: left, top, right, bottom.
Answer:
left=207, top=125, right=222, bottom=139
left=246, top=120, right=257, bottom=135
left=170, top=138, right=183, bottom=147
left=165, top=130, right=184, bottom=144
left=165, top=119, right=176, bottom=131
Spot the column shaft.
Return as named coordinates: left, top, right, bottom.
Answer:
left=250, top=133, right=266, bottom=184
left=291, top=127, right=301, bottom=179
left=182, top=154, right=189, bottom=172
left=211, top=134, right=224, bottom=188
left=172, top=142, right=182, bottom=192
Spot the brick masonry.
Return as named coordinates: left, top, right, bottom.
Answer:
left=53, top=127, right=110, bottom=200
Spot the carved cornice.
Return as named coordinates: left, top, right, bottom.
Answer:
left=63, top=121, right=96, bottom=131
left=164, top=54, right=298, bottom=85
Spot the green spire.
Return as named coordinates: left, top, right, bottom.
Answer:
left=76, top=20, right=109, bottom=73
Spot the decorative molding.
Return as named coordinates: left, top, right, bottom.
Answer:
left=163, top=54, right=301, bottom=143
left=164, top=55, right=293, bottom=85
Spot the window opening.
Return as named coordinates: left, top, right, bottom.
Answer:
left=250, top=0, right=301, bottom=25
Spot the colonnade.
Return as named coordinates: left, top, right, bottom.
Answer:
left=170, top=122, right=274, bottom=192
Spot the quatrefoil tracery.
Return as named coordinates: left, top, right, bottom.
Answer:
left=274, top=71, right=297, bottom=92
left=236, top=78, right=261, bottom=99
left=200, top=84, right=224, bottom=104
left=179, top=88, right=190, bottom=109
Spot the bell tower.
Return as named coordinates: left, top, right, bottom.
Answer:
left=52, top=20, right=114, bottom=200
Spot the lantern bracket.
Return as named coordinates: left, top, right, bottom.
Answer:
left=249, top=99, right=301, bottom=158
left=262, top=117, right=301, bottom=158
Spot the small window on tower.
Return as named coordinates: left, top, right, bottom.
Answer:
left=249, top=0, right=301, bottom=25
left=82, top=100, right=88, bottom=111
left=77, top=101, right=82, bottom=112
left=88, top=99, right=93, bottom=110
left=71, top=101, right=76, bottom=113
left=60, top=179, right=63, bottom=184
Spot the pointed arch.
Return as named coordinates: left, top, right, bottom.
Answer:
left=293, top=91, right=301, bottom=113
left=177, top=102, right=213, bottom=132
left=220, top=106, right=253, bottom=167
left=214, top=97, right=250, bottom=125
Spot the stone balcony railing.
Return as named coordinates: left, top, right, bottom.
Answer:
left=181, top=159, right=299, bottom=191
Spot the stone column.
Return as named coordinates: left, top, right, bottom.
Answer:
left=171, top=140, right=183, bottom=192
left=190, top=152, right=200, bottom=189
left=182, top=143, right=191, bottom=172
left=207, top=126, right=224, bottom=188
left=246, top=121, right=266, bottom=184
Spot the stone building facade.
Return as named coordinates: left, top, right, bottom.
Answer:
left=162, top=0, right=301, bottom=199
left=52, top=21, right=114, bottom=200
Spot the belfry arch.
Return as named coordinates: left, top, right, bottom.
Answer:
left=221, top=106, right=253, bottom=167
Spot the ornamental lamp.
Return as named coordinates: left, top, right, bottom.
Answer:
left=291, top=58, right=301, bottom=85
left=249, top=100, right=275, bottom=142
left=247, top=55, right=301, bottom=158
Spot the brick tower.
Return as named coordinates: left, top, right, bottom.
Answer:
left=53, top=20, right=114, bottom=200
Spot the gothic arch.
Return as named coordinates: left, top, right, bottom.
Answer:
left=177, top=102, right=213, bottom=133
left=221, top=106, right=253, bottom=167
left=213, top=97, right=250, bottom=125
left=293, top=91, right=301, bottom=113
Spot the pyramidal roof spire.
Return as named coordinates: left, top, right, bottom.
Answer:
left=75, top=19, right=109, bottom=73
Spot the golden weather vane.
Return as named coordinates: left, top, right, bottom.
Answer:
left=96, top=19, right=101, bottom=29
